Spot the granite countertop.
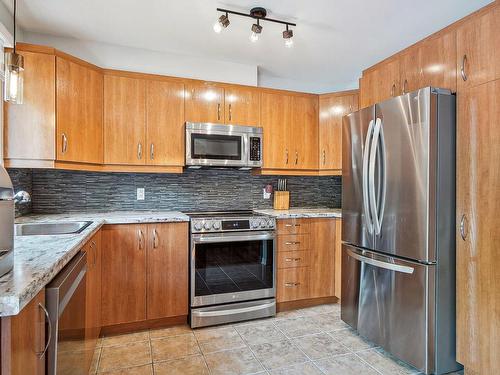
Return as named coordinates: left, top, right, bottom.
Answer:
left=254, top=208, right=342, bottom=219
left=0, top=211, right=189, bottom=317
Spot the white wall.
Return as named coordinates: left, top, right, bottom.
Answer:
left=23, top=32, right=258, bottom=86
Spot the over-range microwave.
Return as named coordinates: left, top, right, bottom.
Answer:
left=185, top=122, right=263, bottom=169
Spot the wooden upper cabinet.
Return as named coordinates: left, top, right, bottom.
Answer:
left=104, top=75, right=146, bottom=165
left=260, top=92, right=292, bottom=169
left=1, top=290, right=46, bottom=375
left=456, top=79, right=500, bottom=375
left=146, top=80, right=185, bottom=166
left=319, top=92, right=357, bottom=170
left=101, top=224, right=147, bottom=326
left=309, top=219, right=336, bottom=298
left=419, top=30, right=457, bottom=92
left=399, top=47, right=421, bottom=95
left=146, top=222, right=189, bottom=320
left=56, top=57, right=103, bottom=164
left=457, top=5, right=500, bottom=90
left=4, top=49, right=56, bottom=164
left=361, top=58, right=400, bottom=107
left=185, top=83, right=224, bottom=123
left=291, top=96, right=318, bottom=170
left=224, top=87, right=260, bottom=126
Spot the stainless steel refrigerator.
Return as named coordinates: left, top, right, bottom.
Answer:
left=341, top=87, right=462, bottom=374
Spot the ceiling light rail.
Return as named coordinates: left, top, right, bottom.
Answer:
left=214, top=7, right=296, bottom=47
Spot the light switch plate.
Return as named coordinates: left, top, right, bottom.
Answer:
left=137, top=188, right=145, bottom=200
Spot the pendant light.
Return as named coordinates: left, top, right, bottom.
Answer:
left=4, top=0, right=23, bottom=104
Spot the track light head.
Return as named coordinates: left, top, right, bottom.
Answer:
left=213, top=13, right=230, bottom=33
left=250, top=19, right=263, bottom=43
left=283, top=26, right=294, bottom=48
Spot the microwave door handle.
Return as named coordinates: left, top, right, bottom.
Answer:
left=369, top=118, right=382, bottom=235
left=346, top=247, right=414, bottom=274
left=362, top=119, right=375, bottom=234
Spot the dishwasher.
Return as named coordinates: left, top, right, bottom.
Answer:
left=46, top=252, right=87, bottom=375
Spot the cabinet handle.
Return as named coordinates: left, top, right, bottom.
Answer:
left=285, top=257, right=302, bottom=262
left=153, top=229, right=159, bottom=249
left=322, top=150, right=326, bottom=165
left=137, top=143, right=143, bottom=160
left=228, top=104, right=232, bottom=122
left=402, top=79, right=408, bottom=95
left=349, top=104, right=353, bottom=112
left=285, top=224, right=300, bottom=227
left=460, top=54, right=468, bottom=82
left=460, top=214, right=468, bottom=241
left=285, top=241, right=301, bottom=245
left=150, top=143, right=154, bottom=160
left=37, top=303, right=52, bottom=358
left=217, top=103, right=221, bottom=121
left=294, top=151, right=298, bottom=165
left=285, top=282, right=301, bottom=287
left=391, top=83, right=396, bottom=97
left=138, top=230, right=144, bottom=250
left=61, top=133, right=68, bottom=154
left=285, top=149, right=289, bottom=165
left=92, top=241, right=97, bottom=266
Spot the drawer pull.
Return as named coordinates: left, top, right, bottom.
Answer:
left=285, top=241, right=301, bottom=245
left=285, top=224, right=300, bottom=227
left=285, top=282, right=301, bottom=287
left=285, top=257, right=302, bottom=262
left=37, top=303, right=52, bottom=358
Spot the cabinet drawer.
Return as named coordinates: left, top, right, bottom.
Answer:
left=277, top=219, right=310, bottom=235
left=277, top=267, right=310, bottom=302
left=278, top=251, right=310, bottom=269
left=278, top=234, right=309, bottom=252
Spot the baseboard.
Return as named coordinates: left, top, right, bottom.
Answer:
left=277, top=296, right=338, bottom=312
left=100, top=315, right=188, bottom=336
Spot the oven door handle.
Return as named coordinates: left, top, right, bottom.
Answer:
left=192, top=301, right=276, bottom=317
left=192, top=232, right=275, bottom=244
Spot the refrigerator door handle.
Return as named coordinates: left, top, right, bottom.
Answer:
left=369, top=118, right=382, bottom=234
left=363, top=119, right=375, bottom=234
left=346, top=247, right=415, bottom=274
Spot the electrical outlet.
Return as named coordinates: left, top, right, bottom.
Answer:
left=136, top=188, right=145, bottom=201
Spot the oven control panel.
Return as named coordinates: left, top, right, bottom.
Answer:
left=191, top=217, right=275, bottom=233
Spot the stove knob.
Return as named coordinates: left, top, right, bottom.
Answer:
left=203, top=222, right=211, bottom=231
left=212, top=221, right=221, bottom=230
left=193, top=222, right=202, bottom=231
left=251, top=220, right=259, bottom=229
left=260, top=219, right=267, bottom=228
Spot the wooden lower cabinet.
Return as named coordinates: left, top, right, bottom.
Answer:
left=1, top=290, right=46, bottom=375
left=101, top=222, right=188, bottom=328
left=276, top=218, right=340, bottom=305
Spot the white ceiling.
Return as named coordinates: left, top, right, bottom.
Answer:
left=5, top=0, right=492, bottom=93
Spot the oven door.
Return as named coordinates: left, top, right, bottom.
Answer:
left=191, top=231, right=275, bottom=307
left=186, top=123, right=248, bottom=167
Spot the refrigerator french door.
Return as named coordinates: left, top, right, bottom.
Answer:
left=341, top=88, right=461, bottom=374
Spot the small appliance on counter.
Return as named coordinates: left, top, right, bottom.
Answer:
left=0, top=166, right=14, bottom=277
left=186, top=210, right=276, bottom=328
left=273, top=178, right=289, bottom=210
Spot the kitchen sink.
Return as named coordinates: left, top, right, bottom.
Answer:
left=15, top=221, right=93, bottom=236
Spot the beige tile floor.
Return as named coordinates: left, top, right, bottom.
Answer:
left=89, top=303, right=464, bottom=375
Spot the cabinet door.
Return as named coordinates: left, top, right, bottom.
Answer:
left=4, top=50, right=55, bottom=163
left=362, top=59, right=400, bottom=106
left=1, top=290, right=46, bottom=375
left=56, top=57, right=103, bottom=164
left=456, top=80, right=500, bottom=375
left=101, top=224, right=147, bottom=326
left=146, top=80, right=185, bottom=166
left=319, top=94, right=353, bottom=170
left=146, top=222, right=188, bottom=319
left=224, top=86, right=260, bottom=126
left=309, top=219, right=336, bottom=298
left=277, top=267, right=310, bottom=302
left=291, top=96, right=318, bottom=170
left=457, top=6, right=500, bottom=90
left=399, top=47, right=421, bottom=95
left=185, top=84, right=224, bottom=123
left=104, top=75, right=146, bottom=165
left=260, top=92, right=292, bottom=169
left=419, top=30, right=457, bottom=92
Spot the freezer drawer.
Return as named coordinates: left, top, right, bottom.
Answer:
left=341, top=244, right=435, bottom=373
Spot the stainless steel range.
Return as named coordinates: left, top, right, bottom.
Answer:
left=186, top=210, right=276, bottom=328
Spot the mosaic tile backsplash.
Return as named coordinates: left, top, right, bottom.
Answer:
left=8, top=168, right=341, bottom=215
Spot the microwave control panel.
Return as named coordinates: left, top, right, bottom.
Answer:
left=249, top=137, right=262, bottom=161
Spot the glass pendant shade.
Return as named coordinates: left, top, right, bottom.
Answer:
left=4, top=51, right=24, bottom=104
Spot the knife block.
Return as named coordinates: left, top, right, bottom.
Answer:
left=273, top=191, right=290, bottom=210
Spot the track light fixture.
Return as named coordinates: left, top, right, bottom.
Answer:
left=214, top=7, right=295, bottom=47
left=213, top=12, right=230, bottom=33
